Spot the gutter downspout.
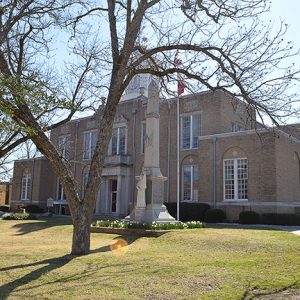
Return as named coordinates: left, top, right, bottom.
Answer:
left=31, top=159, right=35, bottom=204
left=131, top=107, right=138, bottom=209
left=213, top=137, right=217, bottom=208
left=167, top=99, right=171, bottom=203
left=73, top=120, right=79, bottom=177
left=177, top=97, right=180, bottom=221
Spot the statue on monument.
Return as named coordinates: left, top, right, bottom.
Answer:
left=136, top=171, right=146, bottom=208
left=125, top=78, right=175, bottom=223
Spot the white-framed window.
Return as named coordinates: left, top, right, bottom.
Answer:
left=57, top=179, right=66, bottom=201
left=181, top=113, right=201, bottom=149
left=141, top=121, right=146, bottom=154
left=82, top=171, right=89, bottom=197
left=111, top=127, right=126, bottom=155
left=223, top=158, right=248, bottom=201
left=110, top=179, right=118, bottom=213
left=182, top=164, right=199, bottom=201
left=83, top=131, right=97, bottom=160
left=21, top=172, right=31, bottom=201
left=231, top=123, right=244, bottom=132
left=58, top=135, right=70, bottom=159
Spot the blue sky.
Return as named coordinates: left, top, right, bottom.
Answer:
left=269, top=1, right=300, bottom=68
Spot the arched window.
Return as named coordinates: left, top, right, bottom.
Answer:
left=21, top=170, right=31, bottom=201
left=182, top=164, right=199, bottom=201
left=223, top=158, right=248, bottom=200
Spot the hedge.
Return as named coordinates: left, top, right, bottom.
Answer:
left=22, top=205, right=44, bottom=213
left=204, top=208, right=226, bottom=223
left=164, top=202, right=210, bottom=221
left=239, top=211, right=260, bottom=224
left=0, top=205, right=10, bottom=212
left=261, top=213, right=300, bottom=226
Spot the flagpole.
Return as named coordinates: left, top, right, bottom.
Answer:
left=177, top=95, right=180, bottom=221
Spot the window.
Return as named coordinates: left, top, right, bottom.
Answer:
left=82, top=171, right=89, bottom=196
left=21, top=172, right=31, bottom=200
left=182, top=165, right=199, bottom=201
left=83, top=131, right=97, bottom=160
left=57, top=180, right=66, bottom=201
left=231, top=123, right=244, bottom=132
left=141, top=122, right=146, bottom=154
left=181, top=114, right=201, bottom=149
left=58, top=135, right=70, bottom=159
left=110, top=179, right=118, bottom=213
left=111, top=127, right=126, bottom=155
left=224, top=158, right=248, bottom=201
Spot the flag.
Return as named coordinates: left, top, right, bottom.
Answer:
left=178, top=80, right=186, bottom=96
left=174, top=51, right=185, bottom=96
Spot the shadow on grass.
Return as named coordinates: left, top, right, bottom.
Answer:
left=241, top=281, right=300, bottom=299
left=12, top=215, right=73, bottom=236
left=205, top=223, right=300, bottom=232
left=0, top=234, right=139, bottom=299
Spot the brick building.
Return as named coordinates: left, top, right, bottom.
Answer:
left=10, top=78, right=300, bottom=220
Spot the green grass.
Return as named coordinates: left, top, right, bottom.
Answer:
left=0, top=216, right=299, bottom=299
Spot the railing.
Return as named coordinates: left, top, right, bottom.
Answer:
left=104, top=155, right=132, bottom=166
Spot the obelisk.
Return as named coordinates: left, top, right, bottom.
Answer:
left=126, top=79, right=175, bottom=223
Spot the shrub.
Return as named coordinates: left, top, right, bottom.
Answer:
left=239, top=211, right=260, bottom=224
left=164, top=202, right=210, bottom=221
left=93, top=220, right=205, bottom=230
left=0, top=205, right=10, bottom=212
left=23, top=205, right=44, bottom=213
left=204, top=208, right=226, bottom=223
left=2, top=212, right=37, bottom=220
left=261, top=213, right=300, bottom=226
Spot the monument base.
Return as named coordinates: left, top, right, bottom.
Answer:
left=125, top=204, right=176, bottom=224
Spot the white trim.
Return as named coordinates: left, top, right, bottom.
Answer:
left=21, top=173, right=31, bottom=201
left=109, top=126, right=127, bottom=155
left=199, top=128, right=300, bottom=145
left=83, top=130, right=97, bottom=160
left=58, top=134, right=71, bottom=159
left=180, top=112, right=202, bottom=150
left=182, top=164, right=199, bottom=201
left=223, top=158, right=248, bottom=201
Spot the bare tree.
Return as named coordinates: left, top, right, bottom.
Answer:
left=0, top=0, right=299, bottom=255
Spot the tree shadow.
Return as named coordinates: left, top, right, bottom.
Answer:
left=12, top=216, right=73, bottom=236
left=241, top=281, right=300, bottom=299
left=205, top=223, right=300, bottom=232
left=0, top=234, right=140, bottom=299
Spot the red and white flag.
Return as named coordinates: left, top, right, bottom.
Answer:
left=178, top=80, right=186, bottom=96
left=174, top=51, right=186, bottom=96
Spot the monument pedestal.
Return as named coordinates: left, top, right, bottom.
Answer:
left=125, top=174, right=175, bottom=223
left=125, top=79, right=175, bottom=224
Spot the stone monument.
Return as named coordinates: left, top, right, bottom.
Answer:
left=126, top=80, right=175, bottom=223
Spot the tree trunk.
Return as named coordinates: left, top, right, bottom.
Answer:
left=71, top=209, right=92, bottom=255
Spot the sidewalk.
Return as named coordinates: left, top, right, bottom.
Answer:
left=206, top=223, right=300, bottom=236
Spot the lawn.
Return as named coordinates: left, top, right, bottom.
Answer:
left=0, top=216, right=299, bottom=300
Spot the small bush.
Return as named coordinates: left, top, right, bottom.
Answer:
left=23, top=205, right=44, bottom=213
left=164, top=202, right=210, bottom=221
left=2, top=212, right=36, bottom=220
left=204, top=208, right=226, bottom=223
left=239, top=211, right=260, bottom=224
left=261, top=213, right=300, bottom=226
left=0, top=205, right=10, bottom=212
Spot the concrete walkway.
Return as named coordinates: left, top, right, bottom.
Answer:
left=207, top=223, right=300, bottom=236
